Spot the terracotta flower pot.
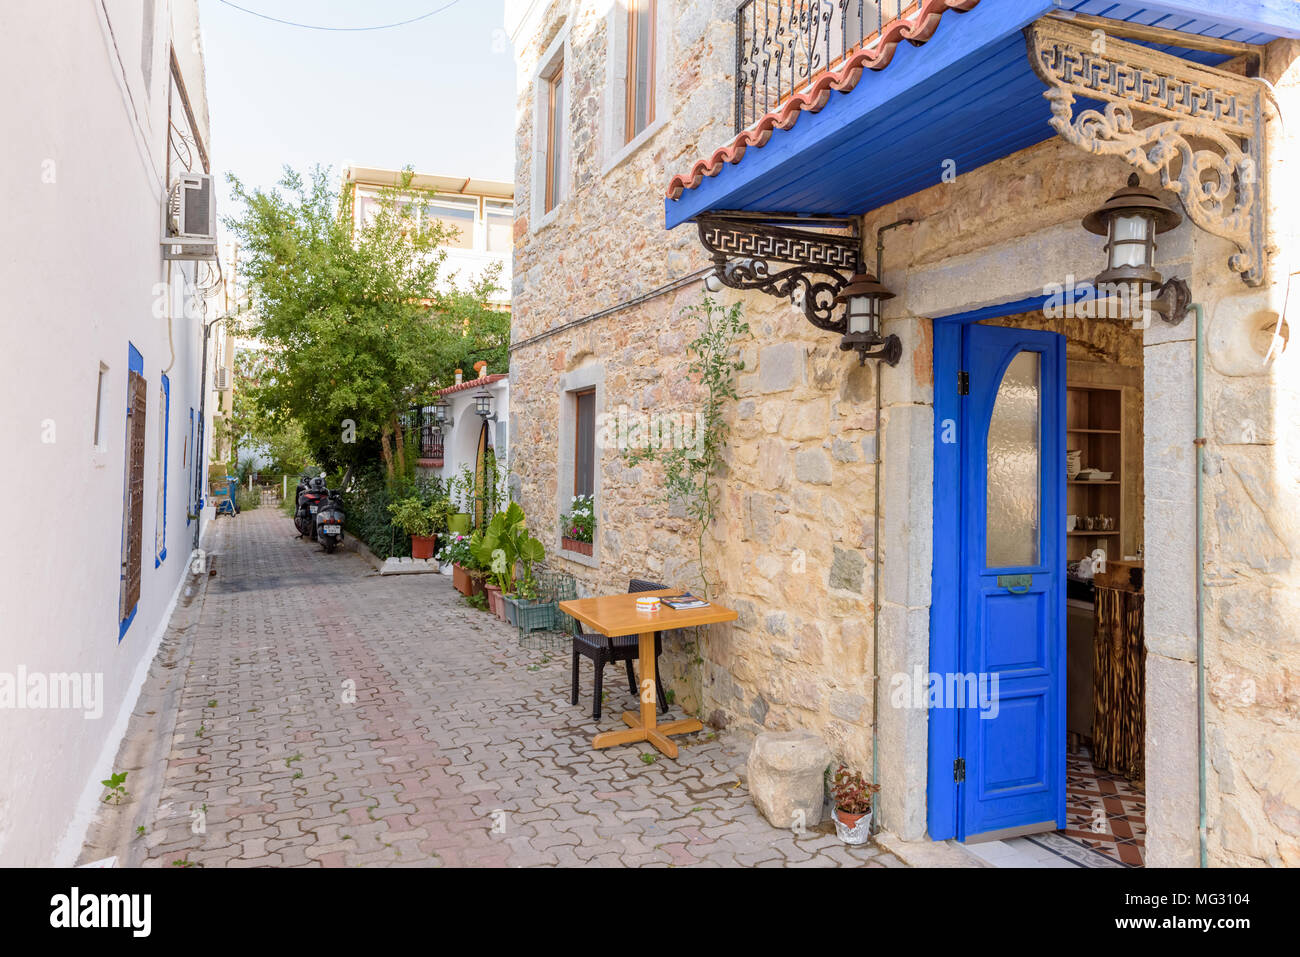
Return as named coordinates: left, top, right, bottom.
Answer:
left=453, top=564, right=474, bottom=596
left=411, top=534, right=437, bottom=560
left=562, top=536, right=593, bottom=556
left=485, top=583, right=504, bottom=618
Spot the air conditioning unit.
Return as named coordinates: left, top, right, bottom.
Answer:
left=167, top=173, right=216, bottom=240
left=214, top=367, right=230, bottom=391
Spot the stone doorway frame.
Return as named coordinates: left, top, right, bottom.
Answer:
left=871, top=227, right=1200, bottom=867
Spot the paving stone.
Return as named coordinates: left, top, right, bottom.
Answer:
left=80, top=510, right=908, bottom=869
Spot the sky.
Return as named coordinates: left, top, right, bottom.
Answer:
left=198, top=0, right=517, bottom=218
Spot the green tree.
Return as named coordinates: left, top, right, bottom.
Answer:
left=225, top=165, right=504, bottom=481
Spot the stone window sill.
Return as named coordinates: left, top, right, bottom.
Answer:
left=602, top=115, right=668, bottom=176
left=560, top=543, right=599, bottom=568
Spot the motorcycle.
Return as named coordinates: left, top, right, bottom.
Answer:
left=314, top=487, right=346, bottom=553
left=293, top=473, right=330, bottom=540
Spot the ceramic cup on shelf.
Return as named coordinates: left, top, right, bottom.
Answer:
left=1066, top=450, right=1082, bottom=479
left=1066, top=514, right=1077, bottom=531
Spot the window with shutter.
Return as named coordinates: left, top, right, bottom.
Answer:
left=574, top=388, right=595, bottom=498
left=120, top=366, right=147, bottom=634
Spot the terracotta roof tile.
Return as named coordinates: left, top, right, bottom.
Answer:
left=437, top=373, right=507, bottom=397
left=665, top=0, right=980, bottom=202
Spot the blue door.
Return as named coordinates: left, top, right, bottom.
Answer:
left=958, top=324, right=1065, bottom=840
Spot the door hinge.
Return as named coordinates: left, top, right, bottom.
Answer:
left=957, top=371, right=969, bottom=395
left=954, top=757, right=966, bottom=782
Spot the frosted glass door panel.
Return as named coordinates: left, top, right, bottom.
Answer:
left=986, top=351, right=1041, bottom=568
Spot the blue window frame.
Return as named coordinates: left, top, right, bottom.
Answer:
left=120, top=344, right=145, bottom=641
left=186, top=407, right=195, bottom=525
left=155, top=373, right=170, bottom=567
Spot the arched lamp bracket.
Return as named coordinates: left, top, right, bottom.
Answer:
left=696, top=212, right=861, bottom=333
left=1026, top=18, right=1267, bottom=288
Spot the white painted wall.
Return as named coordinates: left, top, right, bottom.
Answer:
left=423, top=377, right=511, bottom=504
left=0, top=0, right=218, bottom=866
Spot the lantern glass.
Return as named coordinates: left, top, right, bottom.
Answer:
left=1108, top=212, right=1154, bottom=270
left=846, top=295, right=879, bottom=336
left=432, top=400, right=449, bottom=423
left=474, top=390, right=493, bottom=418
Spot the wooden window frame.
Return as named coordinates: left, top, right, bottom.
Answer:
left=625, top=0, right=656, bottom=143
left=573, top=387, right=596, bottom=499
left=545, top=62, right=565, bottom=214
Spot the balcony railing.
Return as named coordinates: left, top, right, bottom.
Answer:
left=735, top=1, right=911, bottom=134
left=401, top=406, right=446, bottom=465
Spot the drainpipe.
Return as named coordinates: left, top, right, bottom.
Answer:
left=1192, top=301, right=1207, bottom=868
left=192, top=312, right=226, bottom=552
left=870, top=218, right=915, bottom=810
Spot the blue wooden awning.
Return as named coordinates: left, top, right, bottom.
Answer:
left=664, top=0, right=1300, bottom=229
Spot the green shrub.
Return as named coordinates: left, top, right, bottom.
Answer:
left=235, top=487, right=261, bottom=512
left=342, top=469, right=448, bottom=559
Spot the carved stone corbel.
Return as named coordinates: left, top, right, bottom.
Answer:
left=696, top=213, right=860, bottom=331
left=1026, top=17, right=1267, bottom=286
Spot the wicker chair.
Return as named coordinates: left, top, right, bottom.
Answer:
left=570, top=579, right=670, bottom=720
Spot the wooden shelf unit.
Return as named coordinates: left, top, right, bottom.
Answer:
left=1066, top=385, right=1125, bottom=564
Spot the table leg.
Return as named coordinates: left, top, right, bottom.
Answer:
left=639, top=631, right=656, bottom=732
left=592, top=632, right=701, bottom=757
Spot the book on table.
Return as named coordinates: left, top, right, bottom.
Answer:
left=660, top=594, right=708, bottom=610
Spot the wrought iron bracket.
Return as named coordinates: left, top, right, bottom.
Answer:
left=696, top=212, right=860, bottom=332
left=1026, top=17, right=1268, bottom=287
left=841, top=334, right=902, bottom=367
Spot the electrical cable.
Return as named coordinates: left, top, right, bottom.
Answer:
left=214, top=0, right=462, bottom=32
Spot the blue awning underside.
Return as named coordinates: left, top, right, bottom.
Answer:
left=664, top=0, right=1300, bottom=229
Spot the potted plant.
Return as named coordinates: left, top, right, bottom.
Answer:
left=828, top=765, right=880, bottom=845
left=446, top=466, right=473, bottom=535
left=560, top=494, right=594, bottom=556
left=387, top=497, right=439, bottom=560
left=437, top=533, right=480, bottom=596
left=472, top=502, right=545, bottom=622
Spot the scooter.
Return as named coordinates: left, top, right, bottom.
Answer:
left=314, top=487, right=346, bottom=553
left=294, top=474, right=330, bottom=540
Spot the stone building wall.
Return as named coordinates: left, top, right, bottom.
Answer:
left=508, top=1, right=1300, bottom=863
left=508, top=0, right=881, bottom=768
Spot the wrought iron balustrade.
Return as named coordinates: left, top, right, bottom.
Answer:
left=734, top=1, right=909, bottom=133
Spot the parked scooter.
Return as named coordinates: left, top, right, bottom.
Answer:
left=314, top=486, right=346, bottom=553
left=294, top=473, right=330, bottom=540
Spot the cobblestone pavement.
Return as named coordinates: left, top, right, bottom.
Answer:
left=83, top=508, right=905, bottom=868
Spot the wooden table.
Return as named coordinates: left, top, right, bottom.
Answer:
left=558, top=588, right=737, bottom=758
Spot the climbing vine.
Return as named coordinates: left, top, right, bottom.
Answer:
left=625, top=296, right=749, bottom=597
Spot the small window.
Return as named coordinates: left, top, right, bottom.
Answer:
left=626, top=0, right=656, bottom=142
left=485, top=200, right=513, bottom=252
left=545, top=63, right=565, bottom=213
left=93, top=363, right=109, bottom=448
left=155, top=374, right=171, bottom=566
left=574, top=388, right=596, bottom=498
left=427, top=196, right=477, bottom=249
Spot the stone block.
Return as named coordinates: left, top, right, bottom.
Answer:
left=746, top=731, right=831, bottom=829
left=829, top=547, right=865, bottom=593
left=757, top=342, right=805, bottom=393
left=795, top=449, right=832, bottom=485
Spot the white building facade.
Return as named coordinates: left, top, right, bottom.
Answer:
left=0, top=0, right=222, bottom=866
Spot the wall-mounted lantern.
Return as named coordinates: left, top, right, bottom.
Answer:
left=834, top=272, right=902, bottom=366
left=474, top=387, right=495, bottom=421
left=432, top=397, right=452, bottom=430
left=1082, top=174, right=1190, bottom=324
left=695, top=213, right=905, bottom=367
